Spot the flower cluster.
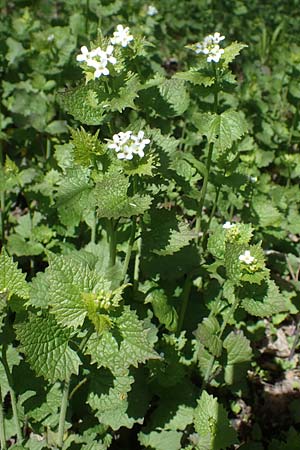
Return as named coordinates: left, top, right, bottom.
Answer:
left=108, top=131, right=150, bottom=160
left=76, top=44, right=117, bottom=78
left=147, top=5, right=158, bottom=16
left=239, top=250, right=255, bottom=265
left=194, top=32, right=225, bottom=63
left=110, top=24, right=134, bottom=48
left=76, top=25, right=134, bottom=79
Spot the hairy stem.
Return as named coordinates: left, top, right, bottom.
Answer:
left=177, top=274, right=192, bottom=335
left=133, top=232, right=141, bottom=296
left=195, top=141, right=214, bottom=240
left=1, top=345, right=22, bottom=442
left=195, top=67, right=219, bottom=242
left=57, top=377, right=70, bottom=448
left=0, top=142, right=5, bottom=248
left=90, top=211, right=97, bottom=244
left=108, top=219, right=117, bottom=267
left=0, top=386, right=7, bottom=450
left=122, top=217, right=137, bottom=282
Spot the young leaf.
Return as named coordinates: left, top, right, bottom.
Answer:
left=174, top=70, right=215, bottom=87
left=145, top=285, right=178, bottom=332
left=194, top=390, right=237, bottom=450
left=96, top=171, right=152, bottom=219
left=240, top=279, right=288, bottom=317
left=15, top=314, right=81, bottom=382
left=0, top=251, right=29, bottom=300
left=194, top=316, right=222, bottom=357
left=56, top=167, right=95, bottom=229
left=70, top=127, right=104, bottom=166
left=223, top=330, right=252, bottom=365
left=222, top=42, right=248, bottom=66
left=158, top=78, right=189, bottom=115
left=88, top=373, right=136, bottom=430
left=86, top=306, right=159, bottom=376
left=46, top=254, right=109, bottom=329
left=196, top=110, right=248, bottom=152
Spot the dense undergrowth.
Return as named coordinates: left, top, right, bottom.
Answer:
left=1, top=1, right=300, bottom=449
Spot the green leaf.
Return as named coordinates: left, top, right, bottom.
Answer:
left=96, top=171, right=152, bottom=219
left=159, top=78, right=189, bottom=115
left=143, top=209, right=195, bottom=256
left=15, top=314, right=81, bottom=382
left=58, top=81, right=108, bottom=125
left=56, top=167, right=95, bottom=229
left=86, top=306, right=159, bottom=376
left=223, top=330, right=252, bottom=365
left=6, top=37, right=26, bottom=65
left=222, top=42, right=248, bottom=66
left=194, top=317, right=222, bottom=357
left=109, top=72, right=141, bottom=112
left=252, top=197, right=282, bottom=228
left=145, top=285, right=178, bottom=332
left=175, top=70, right=215, bottom=87
left=27, top=271, right=51, bottom=309
left=88, top=373, right=137, bottom=430
left=0, top=345, right=22, bottom=398
left=0, top=251, right=29, bottom=300
left=139, top=430, right=183, bottom=450
left=46, top=254, right=106, bottom=329
left=194, top=390, right=237, bottom=450
left=241, top=279, right=288, bottom=317
left=196, top=110, right=248, bottom=152
left=70, top=127, right=105, bottom=166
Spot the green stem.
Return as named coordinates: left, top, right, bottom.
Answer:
left=195, top=141, right=214, bottom=240
left=68, top=377, right=87, bottom=401
left=199, top=181, right=222, bottom=251
left=90, top=211, right=97, bottom=244
left=195, top=67, right=219, bottom=242
left=177, top=274, right=192, bottom=334
left=122, top=217, right=137, bottom=282
left=0, top=385, right=7, bottom=450
left=133, top=232, right=141, bottom=296
left=201, top=292, right=240, bottom=391
left=0, top=142, right=5, bottom=248
left=1, top=345, right=22, bottom=442
left=57, top=377, right=70, bottom=448
left=108, top=219, right=117, bottom=267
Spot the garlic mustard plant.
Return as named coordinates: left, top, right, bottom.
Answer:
left=239, top=250, right=255, bottom=265
left=194, top=32, right=225, bottom=62
left=107, top=131, right=150, bottom=160
left=110, top=24, right=134, bottom=47
left=76, top=45, right=117, bottom=79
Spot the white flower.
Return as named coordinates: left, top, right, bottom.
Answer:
left=239, top=250, right=255, bottom=265
left=111, top=24, right=134, bottom=47
left=76, top=46, right=90, bottom=62
left=207, top=45, right=224, bottom=63
left=47, top=34, right=55, bottom=42
left=193, top=32, right=225, bottom=63
left=76, top=44, right=117, bottom=79
left=147, top=5, right=158, bottom=16
left=223, top=221, right=234, bottom=229
left=108, top=130, right=150, bottom=160
left=212, top=32, right=225, bottom=44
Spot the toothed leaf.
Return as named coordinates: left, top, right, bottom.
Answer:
left=15, top=314, right=81, bottom=382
